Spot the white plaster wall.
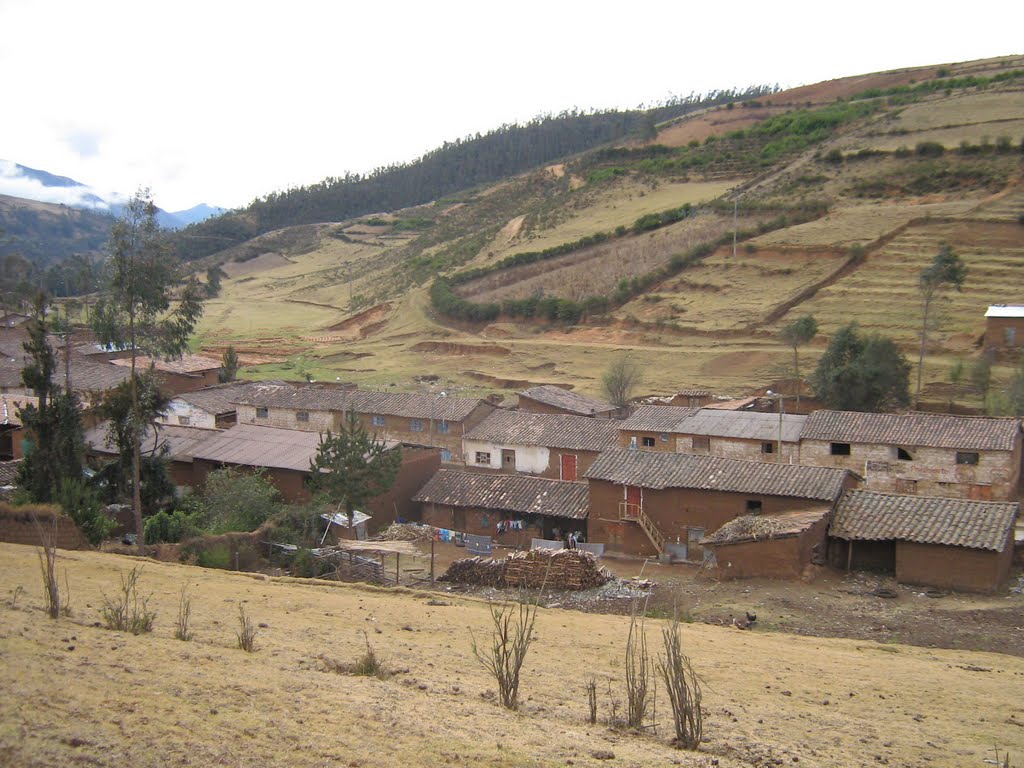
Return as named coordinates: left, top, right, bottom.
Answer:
left=159, top=399, right=216, bottom=430
left=462, top=440, right=549, bottom=474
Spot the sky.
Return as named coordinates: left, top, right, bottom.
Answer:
left=1, top=0, right=1021, bottom=213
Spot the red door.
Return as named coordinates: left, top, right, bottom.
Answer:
left=560, top=453, right=578, bottom=481
left=624, top=485, right=642, bottom=518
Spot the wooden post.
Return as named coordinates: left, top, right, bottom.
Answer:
left=396, top=553, right=400, bottom=586
left=846, top=540, right=853, bottom=571
left=430, top=537, right=435, bottom=583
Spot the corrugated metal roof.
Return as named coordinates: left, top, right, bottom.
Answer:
left=232, top=386, right=488, bottom=422
left=831, top=489, right=1018, bottom=551
left=464, top=410, right=620, bottom=451
left=584, top=449, right=850, bottom=501
left=985, top=305, right=1024, bottom=318
left=413, top=469, right=589, bottom=519
left=620, top=405, right=700, bottom=432
left=802, top=410, right=1020, bottom=451
left=191, top=423, right=398, bottom=472
left=680, top=409, right=807, bottom=442
left=518, top=385, right=615, bottom=416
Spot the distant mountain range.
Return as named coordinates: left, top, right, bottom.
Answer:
left=0, top=159, right=226, bottom=229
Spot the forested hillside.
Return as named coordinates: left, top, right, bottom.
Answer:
left=171, top=86, right=777, bottom=262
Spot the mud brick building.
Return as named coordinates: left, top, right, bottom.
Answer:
left=414, top=468, right=589, bottom=546
left=669, top=408, right=807, bottom=463
left=159, top=380, right=292, bottom=430
left=983, top=304, right=1024, bottom=355
left=462, top=409, right=619, bottom=480
left=585, top=449, right=855, bottom=560
left=516, top=385, right=617, bottom=418
left=232, top=386, right=494, bottom=463
left=799, top=410, right=1022, bottom=501
left=617, top=405, right=701, bottom=452
left=829, top=489, right=1019, bottom=593
left=703, top=509, right=831, bottom=580
left=111, top=353, right=223, bottom=396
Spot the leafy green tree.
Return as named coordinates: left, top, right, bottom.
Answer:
left=92, top=189, right=206, bottom=553
left=811, top=323, right=911, bottom=412
left=970, top=354, right=993, bottom=403
left=779, top=314, right=817, bottom=407
left=915, top=244, right=967, bottom=406
left=219, top=345, right=240, bottom=383
left=205, top=264, right=226, bottom=297
left=56, top=477, right=114, bottom=546
left=16, top=297, right=86, bottom=504
left=307, top=413, right=402, bottom=527
left=601, top=356, right=643, bottom=410
left=95, top=367, right=175, bottom=516
left=201, top=467, right=279, bottom=533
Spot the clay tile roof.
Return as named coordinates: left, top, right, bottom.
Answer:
left=584, top=449, right=851, bottom=501
left=110, top=353, right=222, bottom=375
left=0, top=459, right=21, bottom=486
left=830, top=490, right=1018, bottom=551
left=85, top=422, right=220, bottom=463
left=620, top=405, right=700, bottom=432
left=0, top=395, right=37, bottom=426
left=464, top=410, right=620, bottom=451
left=413, top=469, right=589, bottom=519
left=801, top=410, right=1020, bottom=451
left=680, top=409, right=807, bottom=443
left=517, top=385, right=615, bottom=416
left=232, top=386, right=488, bottom=422
left=68, top=355, right=132, bottom=393
left=175, top=380, right=292, bottom=415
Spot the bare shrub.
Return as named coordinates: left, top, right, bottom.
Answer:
left=101, top=567, right=155, bottom=634
left=625, top=610, right=653, bottom=729
left=33, top=515, right=61, bottom=619
left=174, top=584, right=193, bottom=642
left=471, top=594, right=540, bottom=710
left=586, top=677, right=598, bottom=724
left=352, top=631, right=389, bottom=678
left=658, top=618, right=703, bottom=750
left=236, top=605, right=256, bottom=652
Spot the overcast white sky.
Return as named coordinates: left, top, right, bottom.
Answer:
left=1, top=0, right=1020, bottom=212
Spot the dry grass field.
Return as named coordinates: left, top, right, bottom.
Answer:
left=3, top=543, right=1023, bottom=768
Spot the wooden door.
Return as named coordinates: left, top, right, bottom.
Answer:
left=623, top=485, right=642, bottom=518
left=501, top=449, right=516, bottom=472
left=560, top=453, right=578, bottom=481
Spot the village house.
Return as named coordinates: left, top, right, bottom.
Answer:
left=462, top=409, right=619, bottom=480
left=799, top=410, right=1022, bottom=501
left=84, top=421, right=218, bottom=489
left=0, top=394, right=36, bottom=460
left=669, top=408, right=807, bottom=463
left=983, top=304, right=1024, bottom=355
left=189, top=422, right=440, bottom=530
left=413, top=468, right=589, bottom=547
left=232, top=386, right=493, bottom=463
left=829, top=489, right=1019, bottom=593
left=617, top=405, right=701, bottom=452
left=158, top=380, right=292, bottom=430
left=639, top=389, right=715, bottom=408
left=110, top=353, right=223, bottom=396
left=516, top=384, right=617, bottom=418
left=585, top=449, right=856, bottom=560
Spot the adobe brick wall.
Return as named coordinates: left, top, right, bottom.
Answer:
left=0, top=508, right=89, bottom=550
left=896, top=536, right=1013, bottom=594
left=364, top=447, right=441, bottom=533
left=588, top=478, right=833, bottom=558
left=420, top=504, right=542, bottom=546
left=712, top=516, right=828, bottom=580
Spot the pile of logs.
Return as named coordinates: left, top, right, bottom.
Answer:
left=440, top=549, right=613, bottom=591
left=377, top=523, right=435, bottom=542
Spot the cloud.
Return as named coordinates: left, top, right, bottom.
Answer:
left=65, top=130, right=102, bottom=158
left=0, top=159, right=116, bottom=210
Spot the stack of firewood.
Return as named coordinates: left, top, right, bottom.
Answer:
left=439, top=549, right=612, bottom=591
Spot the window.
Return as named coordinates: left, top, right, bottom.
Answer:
left=660, top=433, right=669, bottom=443
left=371, top=414, right=385, bottom=427
left=830, top=442, right=851, bottom=456
left=896, top=447, right=912, bottom=461
left=177, top=415, right=191, bottom=426
left=437, top=421, right=449, bottom=434
left=1006, top=327, right=1017, bottom=347
left=692, top=436, right=710, bottom=453
left=629, top=436, right=638, bottom=449
left=956, top=451, right=979, bottom=466
left=410, top=419, right=424, bottom=432
left=642, top=436, right=656, bottom=448
left=475, top=451, right=491, bottom=465
left=746, top=499, right=763, bottom=514
left=296, top=411, right=309, bottom=423
left=761, top=442, right=774, bottom=454
left=440, top=448, right=453, bottom=462
left=256, top=407, right=268, bottom=419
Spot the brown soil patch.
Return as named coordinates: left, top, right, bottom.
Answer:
left=546, top=164, right=565, bottom=178
left=462, top=370, right=548, bottom=389
left=497, top=215, right=526, bottom=245
left=221, top=252, right=291, bottom=278
left=701, top=350, right=779, bottom=378
left=411, top=341, right=511, bottom=357
left=324, top=302, right=393, bottom=333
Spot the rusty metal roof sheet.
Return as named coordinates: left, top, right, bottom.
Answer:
left=620, top=405, right=700, bottom=432
left=464, top=409, right=620, bottom=451
left=517, top=385, right=615, bottom=416
left=681, top=409, right=807, bottom=443
left=830, top=489, right=1018, bottom=551
left=802, top=410, right=1020, bottom=451
left=584, top=449, right=851, bottom=501
left=414, top=469, right=589, bottom=520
